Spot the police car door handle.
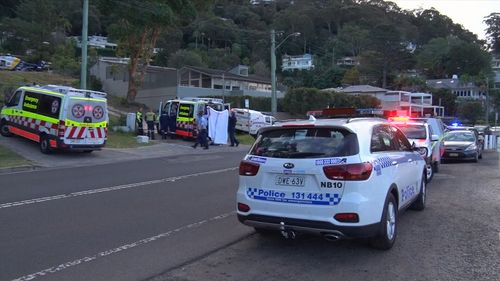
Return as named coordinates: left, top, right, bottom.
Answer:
left=391, top=161, right=398, bottom=166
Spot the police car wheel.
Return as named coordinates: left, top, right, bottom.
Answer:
left=0, top=121, right=12, bottom=137
left=411, top=173, right=426, bottom=211
left=426, top=164, right=433, bottom=182
left=433, top=161, right=439, bottom=173
left=371, top=193, right=397, bottom=250
left=40, top=135, right=51, bottom=154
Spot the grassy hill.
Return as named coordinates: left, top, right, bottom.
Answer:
left=0, top=71, right=78, bottom=105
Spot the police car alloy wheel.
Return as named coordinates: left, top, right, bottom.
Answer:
left=371, top=193, right=398, bottom=250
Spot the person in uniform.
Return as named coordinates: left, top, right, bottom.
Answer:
left=136, top=107, right=144, bottom=135
left=192, top=111, right=208, bottom=149
left=159, top=111, right=168, bottom=140
left=228, top=110, right=239, bottom=147
left=145, top=108, right=157, bottom=140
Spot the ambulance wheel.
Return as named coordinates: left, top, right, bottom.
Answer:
left=40, top=135, right=52, bottom=154
left=0, top=121, right=12, bottom=137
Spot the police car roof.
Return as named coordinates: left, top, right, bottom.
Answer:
left=261, top=117, right=386, bottom=133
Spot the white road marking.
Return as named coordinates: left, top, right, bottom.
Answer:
left=0, top=167, right=238, bottom=210
left=11, top=211, right=236, bottom=281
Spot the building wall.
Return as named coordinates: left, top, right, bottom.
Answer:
left=90, top=59, right=178, bottom=109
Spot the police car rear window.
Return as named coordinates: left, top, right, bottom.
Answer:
left=250, top=128, right=358, bottom=158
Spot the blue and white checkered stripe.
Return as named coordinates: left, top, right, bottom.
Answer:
left=325, top=193, right=341, bottom=205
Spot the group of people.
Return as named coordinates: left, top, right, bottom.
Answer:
left=135, top=107, right=239, bottom=147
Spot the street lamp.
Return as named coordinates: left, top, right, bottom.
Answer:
left=271, top=30, right=300, bottom=116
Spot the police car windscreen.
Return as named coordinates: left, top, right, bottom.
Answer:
left=67, top=98, right=107, bottom=123
left=396, top=124, right=426, bottom=139
left=250, top=128, right=358, bottom=158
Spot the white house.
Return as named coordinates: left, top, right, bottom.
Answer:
left=281, top=53, right=314, bottom=71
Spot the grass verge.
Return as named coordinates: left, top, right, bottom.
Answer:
left=105, top=130, right=154, bottom=149
left=236, top=133, right=257, bottom=145
left=0, top=145, right=31, bottom=168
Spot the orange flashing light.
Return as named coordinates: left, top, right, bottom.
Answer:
left=389, top=116, right=410, bottom=122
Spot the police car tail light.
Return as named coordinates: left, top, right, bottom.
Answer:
left=334, top=213, right=359, bottom=223
left=239, top=161, right=260, bottom=176
left=323, top=163, right=372, bottom=181
left=238, top=202, right=251, bottom=212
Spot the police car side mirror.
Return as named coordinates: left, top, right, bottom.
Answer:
left=411, top=142, right=419, bottom=152
left=431, top=134, right=439, bottom=142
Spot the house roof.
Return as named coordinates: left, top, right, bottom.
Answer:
left=340, top=85, right=388, bottom=93
left=426, top=78, right=478, bottom=89
left=182, top=66, right=271, bottom=84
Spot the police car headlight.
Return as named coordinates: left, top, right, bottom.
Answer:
left=465, top=144, right=477, bottom=151
left=418, top=147, right=428, bottom=156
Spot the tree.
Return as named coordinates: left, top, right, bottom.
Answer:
left=457, top=100, right=484, bottom=125
left=167, top=49, right=205, bottom=69
left=283, top=87, right=331, bottom=115
left=431, top=88, right=457, bottom=116
left=484, top=12, right=500, bottom=55
left=103, top=0, right=198, bottom=102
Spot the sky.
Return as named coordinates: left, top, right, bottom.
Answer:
left=390, top=0, right=499, bottom=40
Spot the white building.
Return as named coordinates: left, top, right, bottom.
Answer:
left=281, top=53, right=314, bottom=71
left=426, top=76, right=485, bottom=100
left=73, top=35, right=117, bottom=50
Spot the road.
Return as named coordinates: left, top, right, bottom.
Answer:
left=0, top=149, right=251, bottom=281
left=1, top=149, right=499, bottom=281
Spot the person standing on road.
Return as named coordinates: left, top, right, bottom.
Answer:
left=159, top=111, right=168, bottom=140
left=136, top=107, right=144, bottom=136
left=228, top=110, right=239, bottom=147
left=192, top=111, right=209, bottom=149
left=145, top=108, right=157, bottom=140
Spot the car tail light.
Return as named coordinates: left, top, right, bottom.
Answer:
left=334, top=213, right=359, bottom=223
left=238, top=203, right=250, bottom=212
left=323, top=163, right=372, bottom=181
left=239, top=161, right=260, bottom=176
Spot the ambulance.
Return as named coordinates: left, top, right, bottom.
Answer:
left=159, top=97, right=229, bottom=138
left=0, top=85, right=108, bottom=153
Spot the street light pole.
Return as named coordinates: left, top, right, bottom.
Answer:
left=270, top=30, right=300, bottom=117
left=270, top=29, right=277, bottom=116
left=80, top=0, right=88, bottom=89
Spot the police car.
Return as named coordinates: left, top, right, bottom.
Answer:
left=237, top=118, right=427, bottom=250
left=389, top=117, right=442, bottom=181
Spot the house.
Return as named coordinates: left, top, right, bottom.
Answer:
left=90, top=57, right=178, bottom=108
left=492, top=56, right=500, bottom=88
left=281, top=54, right=314, bottom=71
left=426, top=76, right=485, bottom=100
left=178, top=65, right=278, bottom=98
left=336, top=57, right=359, bottom=66
left=90, top=59, right=278, bottom=109
left=73, top=35, right=117, bottom=50
left=322, top=85, right=444, bottom=117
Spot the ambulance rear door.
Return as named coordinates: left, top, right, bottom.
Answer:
left=62, top=95, right=108, bottom=146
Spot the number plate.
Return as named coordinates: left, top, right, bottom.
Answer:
left=449, top=153, right=459, bottom=157
left=275, top=175, right=305, bottom=187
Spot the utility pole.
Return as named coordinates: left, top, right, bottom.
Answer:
left=270, top=29, right=277, bottom=116
left=80, top=0, right=89, bottom=89
left=485, top=77, right=489, bottom=124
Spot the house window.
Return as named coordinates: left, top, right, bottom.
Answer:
left=201, top=74, right=211, bottom=88
left=232, top=86, right=240, bottom=90
left=214, top=84, right=223, bottom=89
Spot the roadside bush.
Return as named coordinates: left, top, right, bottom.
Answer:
left=283, top=88, right=330, bottom=115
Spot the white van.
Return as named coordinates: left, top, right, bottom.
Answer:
left=234, top=108, right=275, bottom=135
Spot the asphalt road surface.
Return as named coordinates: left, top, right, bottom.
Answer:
left=1, top=150, right=499, bottom=281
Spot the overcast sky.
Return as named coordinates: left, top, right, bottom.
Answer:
left=390, top=0, right=499, bottom=40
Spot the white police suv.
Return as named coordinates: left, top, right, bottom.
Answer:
left=237, top=118, right=427, bottom=250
